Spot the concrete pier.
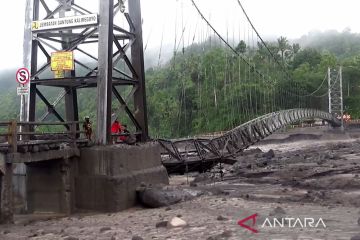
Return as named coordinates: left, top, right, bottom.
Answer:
left=0, top=160, right=13, bottom=223
left=75, top=142, right=169, bottom=211
left=26, top=158, right=76, bottom=214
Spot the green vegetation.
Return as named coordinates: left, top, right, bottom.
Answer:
left=146, top=31, right=360, bottom=138
left=1, top=30, right=360, bottom=138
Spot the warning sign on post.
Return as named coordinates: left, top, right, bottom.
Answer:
left=54, top=70, right=64, bottom=79
left=51, top=51, right=74, bottom=71
left=17, top=86, right=29, bottom=96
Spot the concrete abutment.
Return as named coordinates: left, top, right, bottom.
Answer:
left=0, top=162, right=14, bottom=224
left=0, top=142, right=169, bottom=223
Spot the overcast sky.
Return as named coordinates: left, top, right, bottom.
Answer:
left=1, top=0, right=359, bottom=71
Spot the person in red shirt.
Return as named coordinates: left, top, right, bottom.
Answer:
left=111, top=120, right=122, bottom=143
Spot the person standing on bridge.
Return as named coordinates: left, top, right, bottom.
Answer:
left=119, top=124, right=129, bottom=142
left=120, top=124, right=137, bottom=145
left=83, top=116, right=92, bottom=141
left=111, top=119, right=122, bottom=144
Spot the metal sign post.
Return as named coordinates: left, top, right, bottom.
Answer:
left=23, top=0, right=34, bottom=125
left=16, top=67, right=30, bottom=142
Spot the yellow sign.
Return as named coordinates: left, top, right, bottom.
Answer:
left=51, top=51, right=74, bottom=71
left=54, top=70, right=64, bottom=79
left=32, top=21, right=40, bottom=30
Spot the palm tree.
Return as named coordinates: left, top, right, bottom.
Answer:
left=292, top=43, right=300, bottom=54
left=277, top=36, right=291, bottom=62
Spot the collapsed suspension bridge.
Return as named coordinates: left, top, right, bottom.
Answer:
left=150, top=0, right=343, bottom=172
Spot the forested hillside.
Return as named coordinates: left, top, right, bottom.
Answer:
left=146, top=31, right=360, bottom=137
left=298, top=29, right=360, bottom=59
left=0, top=30, right=360, bottom=138
left=0, top=69, right=20, bottom=120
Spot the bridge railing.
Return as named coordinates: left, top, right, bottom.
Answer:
left=0, top=121, right=13, bottom=150
left=0, top=120, right=88, bottom=153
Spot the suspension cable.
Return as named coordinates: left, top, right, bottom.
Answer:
left=191, top=0, right=258, bottom=73
left=313, top=70, right=340, bottom=98
left=191, top=0, right=316, bottom=100
left=301, top=72, right=328, bottom=97
left=235, top=0, right=330, bottom=98
left=235, top=0, right=289, bottom=77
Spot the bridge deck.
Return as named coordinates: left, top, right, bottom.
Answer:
left=159, top=108, right=341, bottom=174
left=3, top=148, right=80, bottom=164
left=0, top=120, right=90, bottom=165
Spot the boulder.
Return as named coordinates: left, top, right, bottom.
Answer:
left=137, top=186, right=202, bottom=208
left=262, top=149, right=275, bottom=159
left=216, top=215, right=228, bottom=221
left=167, top=217, right=187, bottom=228
left=155, top=221, right=168, bottom=228
left=99, top=227, right=111, bottom=233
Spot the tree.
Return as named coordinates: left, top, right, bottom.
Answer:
left=277, top=36, right=291, bottom=62
left=292, top=48, right=322, bottom=70
left=236, top=40, right=247, bottom=54
left=292, top=43, right=300, bottom=54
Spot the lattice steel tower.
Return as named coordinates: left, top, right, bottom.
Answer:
left=328, top=67, right=344, bottom=129
left=23, top=0, right=148, bottom=144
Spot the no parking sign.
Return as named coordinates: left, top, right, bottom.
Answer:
left=16, top=68, right=30, bottom=85
left=16, top=68, right=30, bottom=96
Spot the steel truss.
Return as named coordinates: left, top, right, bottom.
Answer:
left=158, top=108, right=341, bottom=174
left=328, top=67, right=344, bottom=129
left=25, top=0, right=148, bottom=144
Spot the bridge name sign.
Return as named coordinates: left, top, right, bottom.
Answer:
left=31, top=14, right=98, bottom=32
